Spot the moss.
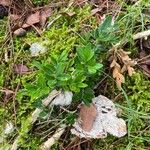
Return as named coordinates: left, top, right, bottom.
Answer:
left=0, top=4, right=97, bottom=149
left=93, top=72, right=150, bottom=149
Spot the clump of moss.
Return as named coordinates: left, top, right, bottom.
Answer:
left=0, top=4, right=98, bottom=149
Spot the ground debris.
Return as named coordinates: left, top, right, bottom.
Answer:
left=79, top=103, right=97, bottom=132
left=50, top=91, right=73, bottom=106
left=13, top=64, right=29, bottom=75
left=29, top=42, right=47, bottom=56
left=13, top=28, right=26, bottom=36
left=138, top=48, right=150, bottom=77
left=22, top=11, right=40, bottom=28
left=71, top=95, right=127, bottom=139
left=0, top=0, right=11, bottom=6
left=109, top=48, right=136, bottom=89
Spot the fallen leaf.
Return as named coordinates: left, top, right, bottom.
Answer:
left=127, top=65, right=135, bottom=76
left=13, top=64, right=29, bottom=75
left=22, top=11, right=40, bottom=28
left=110, top=59, right=116, bottom=68
left=112, top=62, right=125, bottom=89
left=0, top=0, right=11, bottom=6
left=0, top=88, right=14, bottom=104
left=10, top=14, right=20, bottom=21
left=14, top=28, right=26, bottom=36
left=109, top=48, right=136, bottom=89
left=79, top=103, right=97, bottom=132
left=40, top=7, right=52, bottom=27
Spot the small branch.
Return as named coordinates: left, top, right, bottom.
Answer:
left=40, top=126, right=66, bottom=150
left=11, top=90, right=60, bottom=150
left=133, top=29, right=150, bottom=40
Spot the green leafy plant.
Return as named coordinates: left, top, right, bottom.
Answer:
left=21, top=46, right=102, bottom=102
left=92, top=16, right=119, bottom=44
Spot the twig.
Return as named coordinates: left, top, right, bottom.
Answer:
left=133, top=29, right=150, bottom=40
left=11, top=90, right=60, bottom=150
left=40, top=126, right=66, bottom=150
left=46, top=1, right=74, bottom=29
left=137, top=54, right=150, bottom=62
left=60, top=106, right=76, bottom=114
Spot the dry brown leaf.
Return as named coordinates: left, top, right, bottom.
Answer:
left=13, top=64, right=29, bottom=75
left=116, top=72, right=125, bottom=88
left=109, top=48, right=136, bottom=88
left=14, top=28, right=26, bottom=36
left=112, top=63, right=121, bottom=77
left=110, top=59, right=116, bottom=68
left=40, top=7, right=52, bottom=27
left=22, top=11, right=40, bottom=28
left=127, top=66, right=135, bottom=76
left=10, top=14, right=20, bottom=21
left=0, top=0, right=11, bottom=6
left=79, top=103, right=97, bottom=132
left=111, top=62, right=125, bottom=89
left=116, top=73, right=125, bottom=83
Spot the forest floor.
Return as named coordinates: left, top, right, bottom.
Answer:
left=0, top=0, right=150, bottom=150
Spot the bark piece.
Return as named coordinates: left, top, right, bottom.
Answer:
left=79, top=103, right=97, bottom=132
left=71, top=95, right=127, bottom=139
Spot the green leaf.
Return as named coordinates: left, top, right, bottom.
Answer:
left=99, top=16, right=113, bottom=32
left=88, top=66, right=97, bottom=74
left=70, top=83, right=80, bottom=93
left=77, top=44, right=94, bottom=62
left=56, top=63, right=65, bottom=75
left=59, top=50, right=68, bottom=61
left=88, top=63, right=103, bottom=74
left=47, top=80, right=56, bottom=88
left=32, top=61, right=42, bottom=70
left=82, top=88, right=94, bottom=105
left=57, top=74, right=71, bottom=81
left=94, top=63, right=103, bottom=70
left=78, top=83, right=88, bottom=88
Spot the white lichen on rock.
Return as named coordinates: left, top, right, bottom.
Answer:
left=30, top=42, right=47, bottom=56
left=50, top=91, right=73, bottom=106
left=4, top=122, right=14, bottom=135
left=71, top=95, right=127, bottom=138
